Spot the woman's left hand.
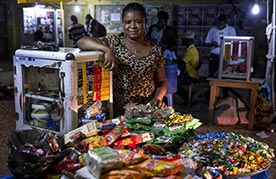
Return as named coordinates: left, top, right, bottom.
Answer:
left=150, top=97, right=166, bottom=109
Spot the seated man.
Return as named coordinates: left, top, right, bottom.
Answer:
left=178, top=31, right=199, bottom=85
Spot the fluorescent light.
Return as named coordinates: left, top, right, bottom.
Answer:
left=252, top=2, right=260, bottom=15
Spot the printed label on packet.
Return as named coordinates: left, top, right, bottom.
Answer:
left=64, top=122, right=97, bottom=144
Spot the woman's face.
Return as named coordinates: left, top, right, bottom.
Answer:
left=123, top=10, right=145, bottom=40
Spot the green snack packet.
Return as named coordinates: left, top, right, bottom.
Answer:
left=124, top=117, right=154, bottom=125
left=131, top=123, right=153, bottom=131
left=183, top=118, right=202, bottom=131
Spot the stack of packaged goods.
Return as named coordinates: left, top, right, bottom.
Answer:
left=7, top=104, right=274, bottom=179
left=178, top=132, right=275, bottom=178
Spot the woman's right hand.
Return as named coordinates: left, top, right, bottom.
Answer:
left=77, top=37, right=117, bottom=70
left=103, top=48, right=117, bottom=71
left=150, top=97, right=166, bottom=109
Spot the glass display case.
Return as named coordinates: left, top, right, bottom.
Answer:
left=218, top=36, right=255, bottom=81
left=13, top=48, right=112, bottom=133
left=23, top=7, right=64, bottom=46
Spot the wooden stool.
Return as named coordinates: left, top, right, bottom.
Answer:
left=184, top=80, right=209, bottom=108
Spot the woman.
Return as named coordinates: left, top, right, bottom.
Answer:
left=78, top=2, right=168, bottom=117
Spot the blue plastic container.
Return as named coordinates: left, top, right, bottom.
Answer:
left=164, top=63, right=178, bottom=93
left=0, top=174, right=15, bottom=179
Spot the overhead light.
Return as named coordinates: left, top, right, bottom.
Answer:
left=251, top=1, right=260, bottom=15
left=74, top=5, right=80, bottom=13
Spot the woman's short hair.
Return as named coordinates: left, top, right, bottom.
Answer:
left=122, top=2, right=146, bottom=20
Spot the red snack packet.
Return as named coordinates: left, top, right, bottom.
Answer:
left=53, top=156, right=82, bottom=174
left=105, top=121, right=125, bottom=145
left=113, top=133, right=152, bottom=149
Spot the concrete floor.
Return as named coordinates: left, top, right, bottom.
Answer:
left=0, top=61, right=13, bottom=87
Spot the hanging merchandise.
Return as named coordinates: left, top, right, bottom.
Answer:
left=232, top=41, right=239, bottom=61
left=93, top=66, right=102, bottom=101
left=240, top=41, right=247, bottom=58
left=224, top=43, right=231, bottom=61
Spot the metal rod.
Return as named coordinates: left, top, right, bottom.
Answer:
left=271, top=0, right=275, bottom=110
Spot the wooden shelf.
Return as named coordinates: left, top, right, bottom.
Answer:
left=173, top=3, right=253, bottom=59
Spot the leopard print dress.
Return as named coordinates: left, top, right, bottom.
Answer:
left=102, top=35, right=165, bottom=117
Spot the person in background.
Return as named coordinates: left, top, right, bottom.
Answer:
left=85, top=14, right=107, bottom=38
left=163, top=44, right=177, bottom=63
left=34, top=28, right=44, bottom=42
left=205, top=14, right=236, bottom=77
left=85, top=14, right=93, bottom=36
left=67, top=15, right=85, bottom=48
left=78, top=2, right=168, bottom=117
left=178, top=31, right=199, bottom=86
left=145, top=10, right=175, bottom=50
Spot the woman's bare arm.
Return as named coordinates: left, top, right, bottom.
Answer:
left=77, top=37, right=117, bottom=70
left=151, top=64, right=168, bottom=108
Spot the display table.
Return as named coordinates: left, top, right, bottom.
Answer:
left=208, top=78, right=264, bottom=129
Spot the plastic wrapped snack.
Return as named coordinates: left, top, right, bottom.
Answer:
left=105, top=121, right=125, bottom=145
left=112, top=133, right=152, bottom=149
left=114, top=149, right=150, bottom=166
left=86, top=147, right=123, bottom=179
left=79, top=135, right=108, bottom=151
left=101, top=169, right=148, bottom=179
left=129, top=159, right=185, bottom=177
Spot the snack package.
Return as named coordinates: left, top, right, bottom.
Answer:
left=47, top=136, right=60, bottom=153
left=141, top=144, right=166, bottom=156
left=64, top=122, right=98, bottom=144
left=86, top=147, right=123, bottom=178
left=101, top=169, right=148, bottom=179
left=114, top=149, right=150, bottom=166
left=53, top=156, right=82, bottom=174
left=84, top=100, right=102, bottom=119
left=113, top=133, right=152, bottom=149
left=129, top=159, right=185, bottom=177
left=74, top=166, right=95, bottom=179
left=125, top=122, right=153, bottom=132
left=105, top=121, right=125, bottom=145
left=124, top=116, right=154, bottom=125
left=79, top=135, right=108, bottom=151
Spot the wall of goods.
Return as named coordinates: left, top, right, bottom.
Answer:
left=172, top=4, right=253, bottom=60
